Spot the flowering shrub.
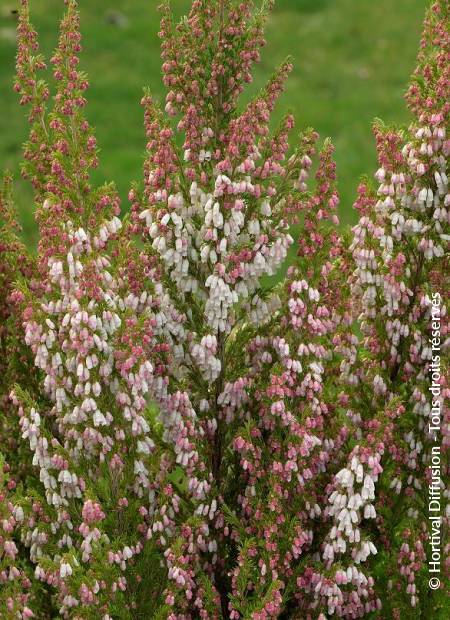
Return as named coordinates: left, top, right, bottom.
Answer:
left=0, top=0, right=448, bottom=618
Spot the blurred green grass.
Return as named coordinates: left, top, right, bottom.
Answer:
left=0, top=0, right=427, bottom=247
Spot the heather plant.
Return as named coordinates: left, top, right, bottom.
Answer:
left=346, top=3, right=450, bottom=614
left=0, top=0, right=448, bottom=619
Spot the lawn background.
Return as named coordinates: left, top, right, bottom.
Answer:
left=0, top=0, right=427, bottom=247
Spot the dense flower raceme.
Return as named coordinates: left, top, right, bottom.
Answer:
left=346, top=2, right=450, bottom=615
left=0, top=0, right=447, bottom=619
left=6, top=2, right=172, bottom=618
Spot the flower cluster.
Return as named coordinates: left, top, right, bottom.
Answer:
left=5, top=2, right=168, bottom=617
left=348, top=1, right=449, bottom=614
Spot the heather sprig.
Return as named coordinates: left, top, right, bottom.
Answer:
left=9, top=1, right=167, bottom=617
left=348, top=0, right=449, bottom=614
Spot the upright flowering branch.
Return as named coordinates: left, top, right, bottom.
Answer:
left=131, top=1, right=363, bottom=616
left=11, top=2, right=167, bottom=617
left=349, top=1, right=449, bottom=615
left=3, top=0, right=56, bottom=479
